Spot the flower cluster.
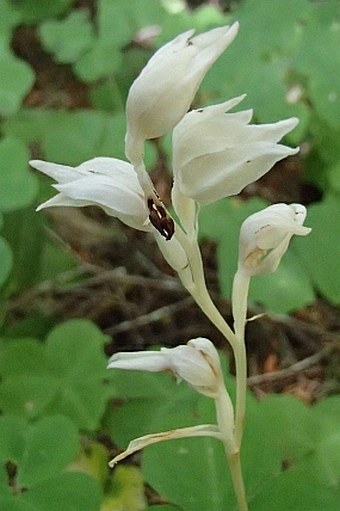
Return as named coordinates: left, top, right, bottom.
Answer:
left=32, top=22, right=311, bottom=511
left=30, top=21, right=304, bottom=293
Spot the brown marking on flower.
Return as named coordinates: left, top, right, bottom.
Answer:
left=147, top=198, right=175, bottom=241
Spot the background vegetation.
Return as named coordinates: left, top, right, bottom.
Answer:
left=0, top=1, right=340, bottom=510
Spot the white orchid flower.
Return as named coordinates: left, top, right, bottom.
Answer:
left=108, top=337, right=224, bottom=398
left=125, top=23, right=239, bottom=165
left=172, top=96, right=299, bottom=206
left=30, top=157, right=151, bottom=231
left=30, top=157, right=193, bottom=285
left=232, top=203, right=311, bottom=337
left=108, top=338, right=236, bottom=465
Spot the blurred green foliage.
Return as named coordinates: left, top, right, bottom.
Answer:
left=0, top=0, right=340, bottom=509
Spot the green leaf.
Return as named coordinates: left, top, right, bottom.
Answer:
left=17, top=416, right=79, bottom=486
left=327, top=161, right=340, bottom=193
left=39, top=9, right=95, bottom=64
left=249, top=249, right=314, bottom=312
left=74, top=43, right=122, bottom=82
left=0, top=320, right=110, bottom=429
left=0, top=0, right=22, bottom=50
left=200, top=0, right=311, bottom=130
left=294, top=194, right=340, bottom=303
left=104, top=370, right=194, bottom=447
left=0, top=415, right=79, bottom=486
left=2, top=208, right=44, bottom=291
left=0, top=51, right=34, bottom=117
left=97, top=0, right=165, bottom=49
left=0, top=236, right=12, bottom=289
left=42, top=111, right=127, bottom=165
left=23, top=471, right=102, bottom=511
left=0, top=138, right=38, bottom=212
left=293, top=1, right=340, bottom=128
left=140, top=366, right=338, bottom=511
left=11, top=0, right=73, bottom=23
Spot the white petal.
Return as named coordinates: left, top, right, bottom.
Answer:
left=55, top=175, right=145, bottom=217
left=30, top=160, right=83, bottom=183
left=178, top=143, right=299, bottom=204
left=172, top=94, right=299, bottom=204
left=36, top=192, right=93, bottom=211
left=107, top=351, right=169, bottom=372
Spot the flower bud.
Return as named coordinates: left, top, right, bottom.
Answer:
left=238, top=203, right=311, bottom=276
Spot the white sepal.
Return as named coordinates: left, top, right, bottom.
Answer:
left=172, top=97, right=299, bottom=204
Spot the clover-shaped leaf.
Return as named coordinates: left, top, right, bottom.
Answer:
left=39, top=9, right=94, bottom=64
left=0, top=138, right=38, bottom=212
left=0, top=415, right=101, bottom=511
left=0, top=319, right=110, bottom=430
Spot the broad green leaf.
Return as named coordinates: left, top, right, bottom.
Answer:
left=0, top=236, right=12, bottom=288
left=294, top=194, right=340, bottom=303
left=0, top=138, right=38, bottom=212
left=23, top=471, right=101, bottom=511
left=293, top=1, right=340, bottom=128
left=11, top=0, right=73, bottom=23
left=0, top=375, right=59, bottom=418
left=97, top=0, right=165, bottom=49
left=2, top=208, right=44, bottom=291
left=0, top=415, right=26, bottom=461
left=200, top=0, right=311, bottom=130
left=74, top=0, right=165, bottom=82
left=1, top=471, right=102, bottom=511
left=42, top=111, right=127, bottom=164
left=0, top=320, right=110, bottom=429
left=17, top=416, right=79, bottom=486
left=74, top=43, right=122, bottom=82
left=0, top=415, right=79, bottom=486
left=141, top=368, right=337, bottom=511
left=327, top=161, right=340, bottom=192
left=0, top=51, right=34, bottom=117
left=248, top=249, right=314, bottom=312
left=104, top=370, right=195, bottom=447
left=250, top=466, right=340, bottom=511
left=0, top=0, right=22, bottom=50
left=4, top=110, right=128, bottom=164
left=39, top=9, right=94, bottom=64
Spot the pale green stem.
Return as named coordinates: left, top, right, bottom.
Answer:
left=227, top=449, right=249, bottom=511
left=232, top=270, right=250, bottom=340
left=231, top=270, right=250, bottom=446
left=176, top=229, right=248, bottom=449
left=215, top=389, right=248, bottom=511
